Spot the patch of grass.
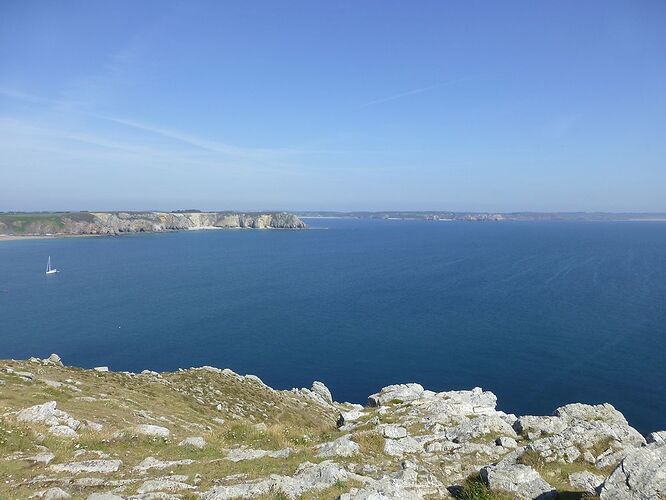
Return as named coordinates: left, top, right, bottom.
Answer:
left=517, top=448, right=546, bottom=470
left=351, top=431, right=385, bottom=456
left=454, top=474, right=514, bottom=500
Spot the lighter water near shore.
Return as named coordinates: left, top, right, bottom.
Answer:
left=0, top=219, right=664, bottom=433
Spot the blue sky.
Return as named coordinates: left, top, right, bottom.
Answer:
left=1, top=0, right=665, bottom=212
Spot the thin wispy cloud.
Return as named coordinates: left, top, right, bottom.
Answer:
left=360, top=78, right=465, bottom=108
left=0, top=86, right=51, bottom=104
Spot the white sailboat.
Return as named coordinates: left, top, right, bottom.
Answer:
left=46, top=256, right=58, bottom=275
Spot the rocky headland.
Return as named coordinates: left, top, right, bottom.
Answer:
left=0, top=212, right=306, bottom=237
left=0, top=357, right=663, bottom=499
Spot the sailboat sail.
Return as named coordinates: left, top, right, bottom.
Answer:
left=46, top=256, right=58, bottom=274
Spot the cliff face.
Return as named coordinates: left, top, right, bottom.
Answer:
left=0, top=357, right=663, bottom=499
left=0, top=211, right=306, bottom=236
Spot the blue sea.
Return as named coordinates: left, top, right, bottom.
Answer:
left=1, top=219, right=664, bottom=434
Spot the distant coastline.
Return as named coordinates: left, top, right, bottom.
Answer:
left=0, top=211, right=306, bottom=239
left=296, top=211, right=666, bottom=222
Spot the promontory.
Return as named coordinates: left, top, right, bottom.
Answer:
left=0, top=211, right=306, bottom=237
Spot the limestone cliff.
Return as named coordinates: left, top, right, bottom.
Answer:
left=0, top=357, right=664, bottom=499
left=0, top=211, right=306, bottom=236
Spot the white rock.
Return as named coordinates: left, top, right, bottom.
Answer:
left=133, top=457, right=194, bottom=472
left=137, top=479, right=194, bottom=494
left=381, top=424, right=408, bottom=439
left=27, top=452, right=56, bottom=465
left=93, top=366, right=109, bottom=372
left=82, top=420, right=104, bottom=432
left=337, top=409, right=364, bottom=428
left=496, top=436, right=519, bottom=448
left=202, top=460, right=357, bottom=499
left=569, top=471, right=604, bottom=495
left=50, top=459, right=122, bottom=474
left=224, top=447, right=291, bottom=461
left=46, top=354, right=63, bottom=366
left=178, top=436, right=206, bottom=449
left=647, top=430, right=666, bottom=445
left=599, top=443, right=666, bottom=499
left=368, top=383, right=424, bottom=406
left=384, top=436, right=421, bottom=457
left=450, top=415, right=517, bottom=443
left=49, top=425, right=78, bottom=438
left=311, top=381, right=333, bottom=404
left=481, top=463, right=556, bottom=499
left=33, top=487, right=71, bottom=499
left=316, top=435, right=360, bottom=457
left=17, top=401, right=80, bottom=432
left=87, top=494, right=124, bottom=500
left=135, top=424, right=170, bottom=438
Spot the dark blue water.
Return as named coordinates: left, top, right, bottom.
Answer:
left=1, top=219, right=664, bottom=433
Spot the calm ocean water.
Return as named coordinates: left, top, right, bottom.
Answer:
left=1, top=219, right=664, bottom=433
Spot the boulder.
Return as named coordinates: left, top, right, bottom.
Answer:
left=599, top=443, right=665, bottom=499
left=381, top=425, right=408, bottom=439
left=46, top=354, right=63, bottom=366
left=480, top=463, right=556, bottom=499
left=384, top=436, right=422, bottom=457
left=513, top=415, right=567, bottom=439
left=316, top=435, right=360, bottom=457
left=450, top=415, right=517, bottom=443
left=311, top=381, right=333, bottom=404
left=568, top=471, right=604, bottom=495
left=202, top=460, right=357, bottom=499
left=17, top=401, right=80, bottom=433
left=368, top=383, right=424, bottom=406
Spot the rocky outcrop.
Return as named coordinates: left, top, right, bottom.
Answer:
left=480, top=463, right=556, bottom=499
left=1, top=357, right=663, bottom=499
left=599, top=443, right=665, bottom=499
left=0, top=211, right=306, bottom=236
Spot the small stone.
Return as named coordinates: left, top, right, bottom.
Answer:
left=135, top=424, right=170, bottom=438
left=27, top=452, right=55, bottom=465
left=381, top=425, right=408, bottom=439
left=86, top=494, right=124, bottom=500
left=316, top=435, right=360, bottom=457
left=49, top=425, right=78, bottom=438
left=179, top=436, right=206, bottom=449
left=35, top=487, right=71, bottom=499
